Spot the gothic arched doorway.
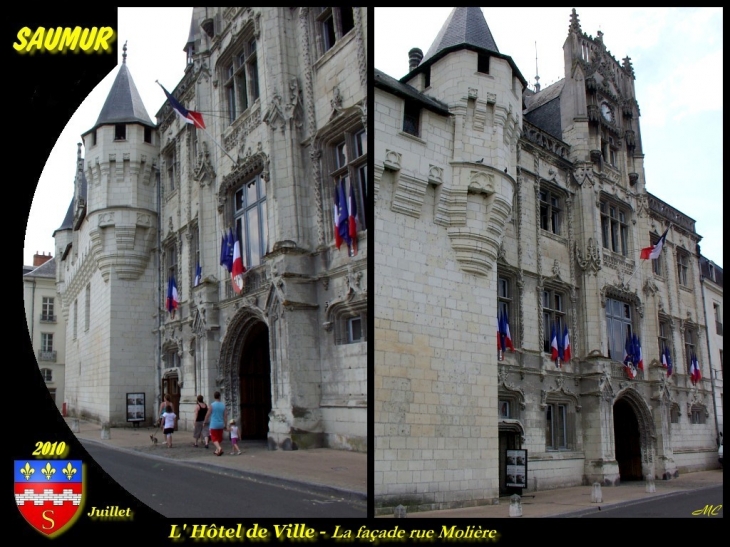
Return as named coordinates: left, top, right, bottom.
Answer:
left=613, top=398, right=642, bottom=481
left=238, top=322, right=271, bottom=439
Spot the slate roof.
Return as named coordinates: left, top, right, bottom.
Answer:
left=523, top=80, right=565, bottom=140
left=374, top=69, right=451, bottom=116
left=402, top=7, right=527, bottom=89
left=87, top=63, right=154, bottom=135
left=422, top=7, right=499, bottom=63
left=23, top=257, right=56, bottom=279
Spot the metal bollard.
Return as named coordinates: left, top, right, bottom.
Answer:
left=100, top=423, right=111, bottom=440
left=509, top=494, right=522, bottom=517
left=645, top=476, right=656, bottom=493
left=591, top=482, right=603, bottom=503
left=394, top=505, right=407, bottom=518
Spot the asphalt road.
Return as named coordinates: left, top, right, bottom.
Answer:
left=564, top=485, right=723, bottom=518
left=82, top=441, right=366, bottom=519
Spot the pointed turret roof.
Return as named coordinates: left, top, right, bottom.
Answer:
left=86, top=45, right=154, bottom=134
left=400, top=7, right=526, bottom=89
left=422, top=7, right=499, bottom=64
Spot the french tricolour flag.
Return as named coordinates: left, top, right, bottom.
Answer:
left=551, top=325, right=560, bottom=365
left=640, top=228, right=669, bottom=260
left=166, top=275, right=179, bottom=318
left=348, top=181, right=359, bottom=256
left=158, top=82, right=206, bottom=129
left=563, top=325, right=571, bottom=362
left=231, top=231, right=246, bottom=294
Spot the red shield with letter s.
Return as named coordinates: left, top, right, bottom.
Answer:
left=15, top=460, right=85, bottom=537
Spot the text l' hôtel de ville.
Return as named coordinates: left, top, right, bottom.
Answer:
left=13, top=27, right=115, bottom=54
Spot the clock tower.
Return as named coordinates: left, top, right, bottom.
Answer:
left=559, top=9, right=644, bottom=188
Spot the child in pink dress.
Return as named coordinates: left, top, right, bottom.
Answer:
left=229, top=419, right=243, bottom=455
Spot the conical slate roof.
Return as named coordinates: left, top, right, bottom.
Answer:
left=91, top=62, right=154, bottom=132
left=422, top=7, right=499, bottom=64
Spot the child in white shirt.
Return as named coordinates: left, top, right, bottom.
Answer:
left=161, top=405, right=177, bottom=448
left=229, top=418, right=242, bottom=455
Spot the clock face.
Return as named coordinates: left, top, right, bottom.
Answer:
left=601, top=103, right=613, bottom=122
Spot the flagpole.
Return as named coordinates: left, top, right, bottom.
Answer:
left=156, top=80, right=239, bottom=165
left=625, top=222, right=672, bottom=288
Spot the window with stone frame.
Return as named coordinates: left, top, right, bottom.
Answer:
left=314, top=7, right=354, bottom=57
left=539, top=186, right=563, bottom=235
left=714, top=302, right=722, bottom=336
left=690, top=405, right=705, bottom=425
left=41, top=297, right=55, bottom=322
left=650, top=232, right=663, bottom=276
left=600, top=197, right=630, bottom=256
left=114, top=123, right=126, bottom=141
left=233, top=174, right=268, bottom=269
left=163, top=146, right=176, bottom=193
left=601, top=131, right=618, bottom=167
left=334, top=303, right=367, bottom=346
left=165, top=242, right=178, bottom=293
left=605, top=297, right=634, bottom=362
left=477, top=53, right=490, bottom=74
left=684, top=327, right=697, bottom=375
left=670, top=403, right=680, bottom=424
left=40, top=368, right=53, bottom=382
left=402, top=100, right=421, bottom=137
left=658, top=317, right=670, bottom=357
left=498, top=394, right=520, bottom=420
left=498, top=273, right=517, bottom=347
left=222, top=32, right=259, bottom=125
left=165, top=348, right=180, bottom=370
left=327, top=124, right=368, bottom=240
left=542, top=288, right=566, bottom=354
left=545, top=399, right=574, bottom=450
left=676, top=248, right=690, bottom=287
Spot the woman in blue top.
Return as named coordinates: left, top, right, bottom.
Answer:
left=205, top=391, right=227, bottom=456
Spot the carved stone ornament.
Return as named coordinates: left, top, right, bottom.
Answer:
left=498, top=366, right=527, bottom=410
left=384, top=150, right=402, bottom=171
left=576, top=238, right=601, bottom=273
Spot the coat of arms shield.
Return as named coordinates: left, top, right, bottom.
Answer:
left=14, top=460, right=84, bottom=537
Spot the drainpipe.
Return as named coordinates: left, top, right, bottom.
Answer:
left=29, top=279, right=36, bottom=347
left=699, top=274, right=720, bottom=447
left=155, top=166, right=162, bottom=421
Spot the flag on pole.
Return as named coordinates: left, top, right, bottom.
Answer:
left=231, top=230, right=246, bottom=294
left=623, top=333, right=637, bottom=379
left=166, top=275, right=179, bottom=318
left=194, top=261, right=202, bottom=287
left=157, top=82, right=206, bottom=129
left=690, top=353, right=701, bottom=384
left=333, top=189, right=343, bottom=250
left=563, top=325, right=571, bottom=362
left=665, top=346, right=673, bottom=377
left=551, top=324, right=559, bottom=364
left=640, top=227, right=669, bottom=260
left=348, top=181, right=359, bottom=256
left=337, top=179, right=351, bottom=250
left=503, top=310, right=514, bottom=351
left=633, top=334, right=644, bottom=370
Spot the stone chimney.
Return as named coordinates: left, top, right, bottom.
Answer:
left=33, top=252, right=53, bottom=267
left=408, top=48, right=423, bottom=71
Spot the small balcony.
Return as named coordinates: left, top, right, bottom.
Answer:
left=38, top=350, right=57, bottom=362
left=39, top=314, right=57, bottom=323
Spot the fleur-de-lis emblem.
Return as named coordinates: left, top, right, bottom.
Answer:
left=62, top=462, right=77, bottom=480
left=20, top=462, right=35, bottom=481
left=41, top=463, right=56, bottom=480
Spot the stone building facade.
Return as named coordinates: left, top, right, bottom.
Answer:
left=24, top=254, right=66, bottom=411
left=55, top=7, right=367, bottom=452
left=374, top=7, right=719, bottom=513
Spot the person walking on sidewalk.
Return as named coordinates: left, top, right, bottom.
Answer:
left=205, top=391, right=227, bottom=456
left=192, top=395, right=208, bottom=447
left=161, top=405, right=177, bottom=448
left=228, top=418, right=243, bottom=455
left=158, top=394, right=174, bottom=426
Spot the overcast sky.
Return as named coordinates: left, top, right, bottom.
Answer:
left=375, top=7, right=723, bottom=268
left=23, top=7, right=193, bottom=267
